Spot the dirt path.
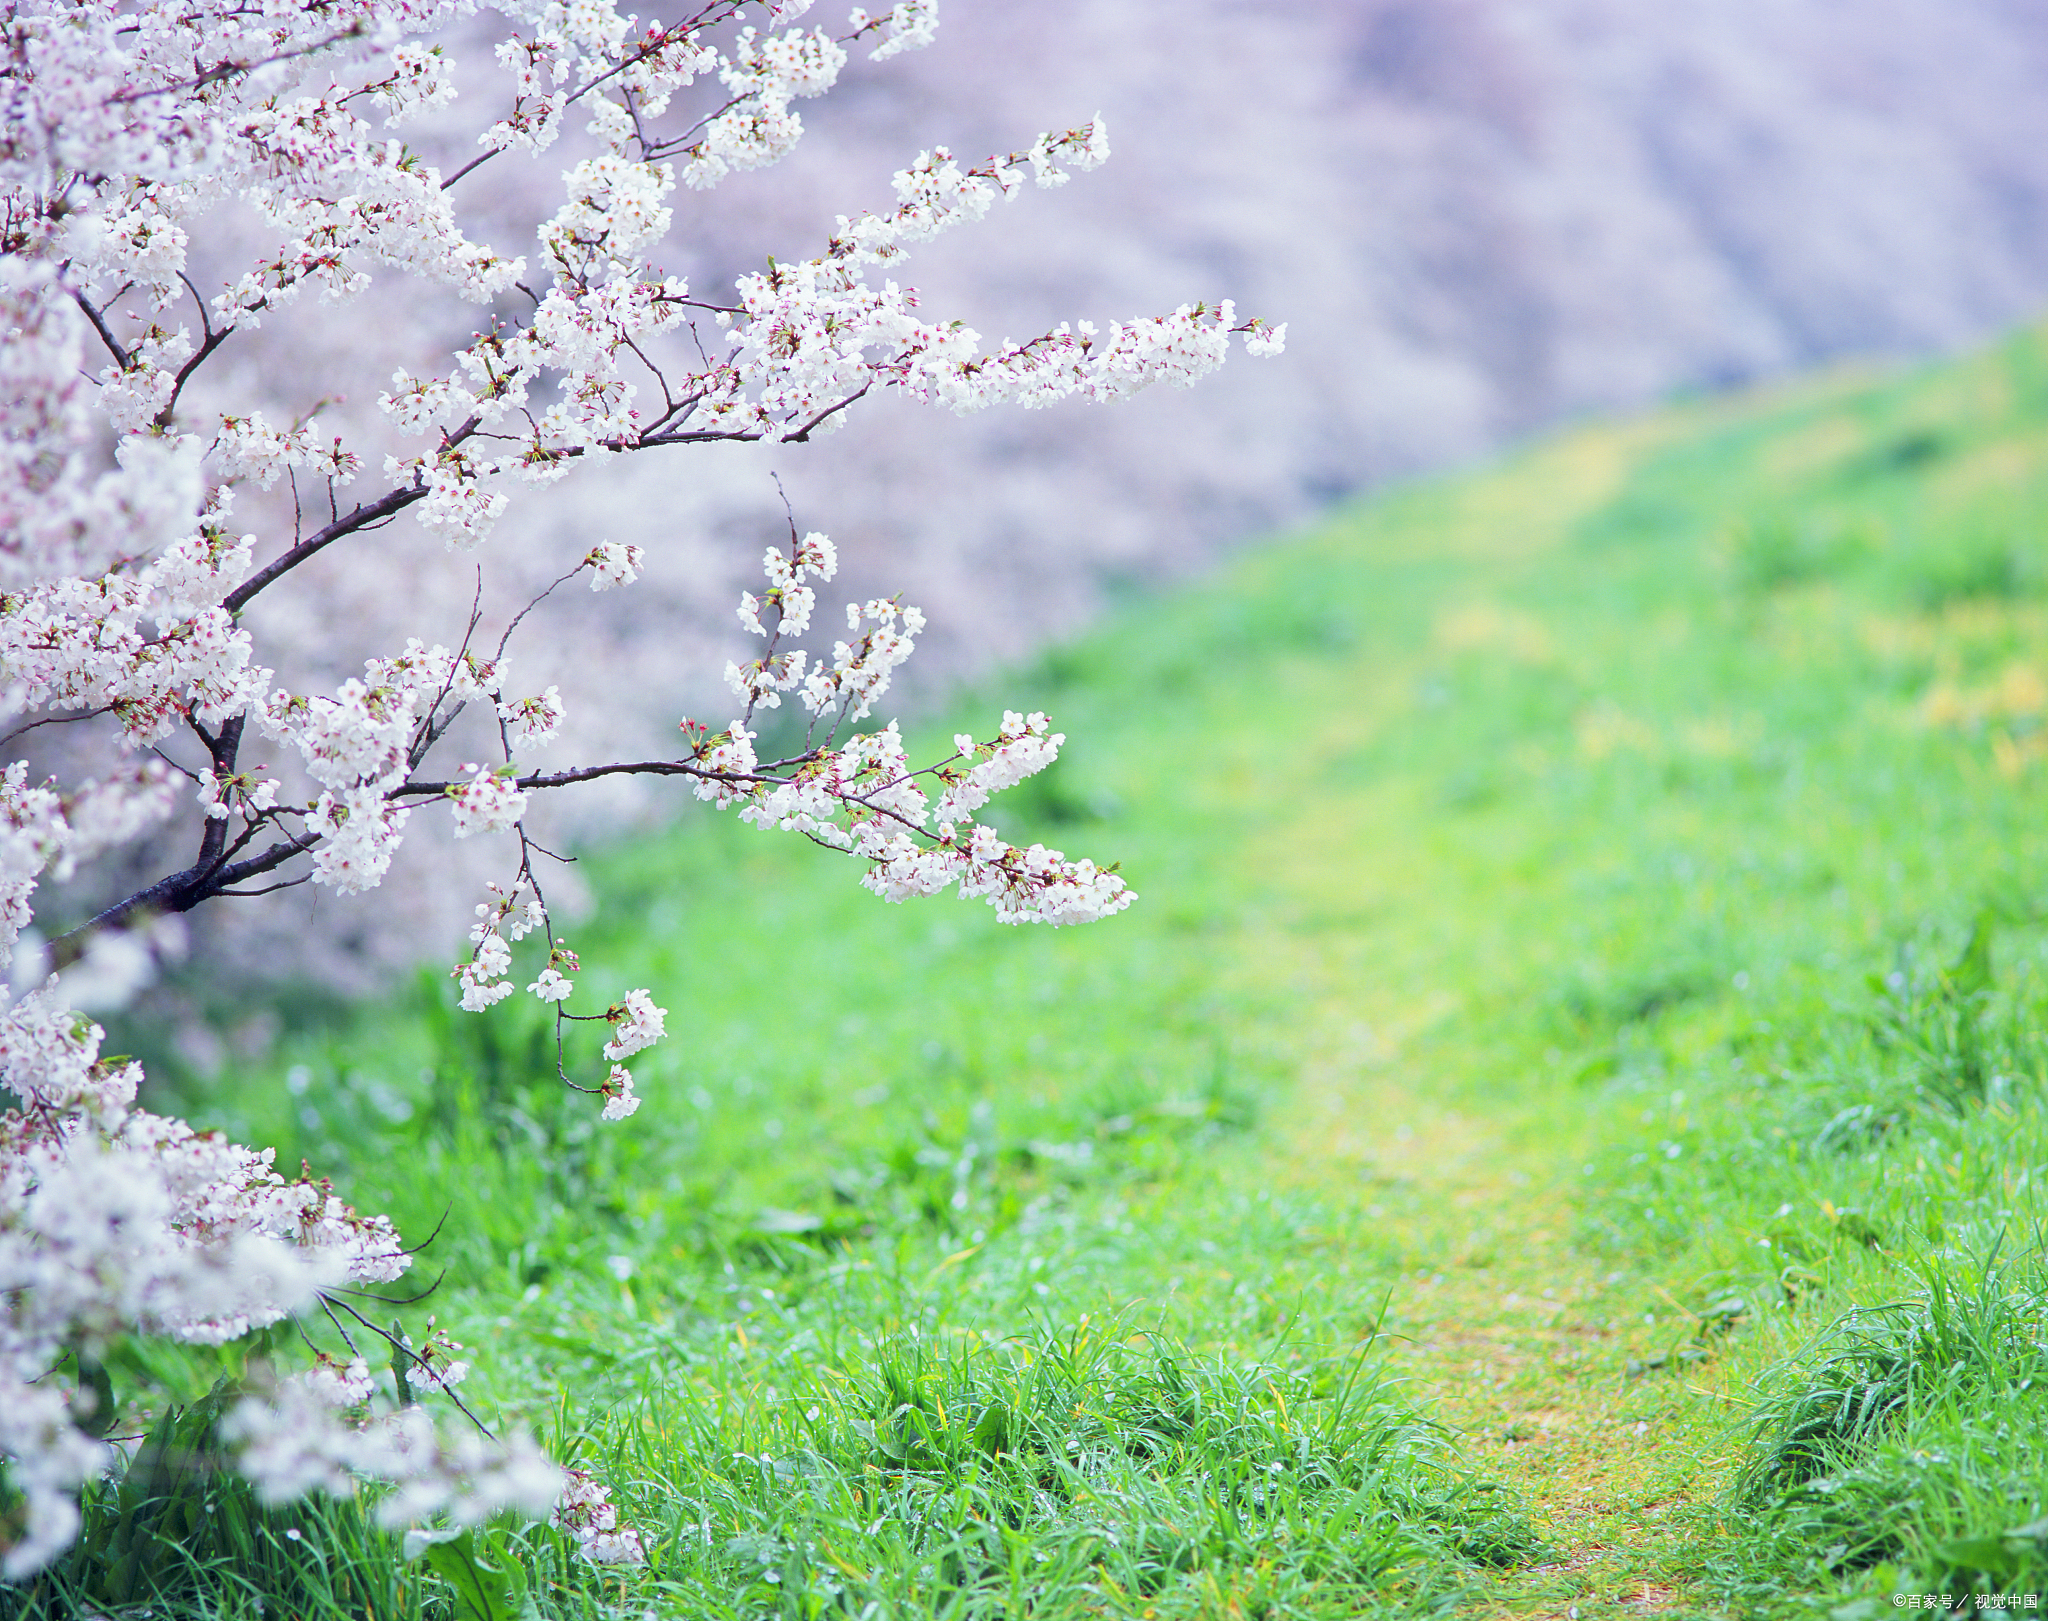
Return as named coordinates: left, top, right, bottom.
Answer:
left=1202, top=419, right=1756, bottom=1614
left=1279, top=1032, right=1731, bottom=1618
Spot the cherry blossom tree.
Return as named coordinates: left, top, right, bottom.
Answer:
left=0, top=0, right=1281, bottom=1579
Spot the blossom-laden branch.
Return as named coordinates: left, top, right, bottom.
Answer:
left=0, top=0, right=1282, bottom=1581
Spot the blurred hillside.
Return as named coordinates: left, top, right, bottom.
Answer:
left=639, top=0, right=2048, bottom=671
left=342, top=0, right=2048, bottom=691
left=98, top=0, right=2048, bottom=992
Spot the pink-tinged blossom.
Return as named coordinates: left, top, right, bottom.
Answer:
left=601, top=989, right=667, bottom=1061
left=411, top=1323, right=471, bottom=1392
left=858, top=1, right=940, bottom=62
left=585, top=542, right=644, bottom=589
left=0, top=577, right=265, bottom=747
left=498, top=686, right=565, bottom=753
left=1243, top=320, right=1288, bottom=357
left=417, top=468, right=510, bottom=550
left=365, top=640, right=505, bottom=708
left=689, top=721, right=760, bottom=806
left=214, top=413, right=358, bottom=491
left=308, top=789, right=412, bottom=894
left=262, top=679, right=415, bottom=792
left=99, top=326, right=193, bottom=433
left=369, top=43, right=459, bottom=126
left=598, top=1064, right=641, bottom=1121
left=446, top=765, right=529, bottom=837
left=528, top=965, right=574, bottom=1003
left=542, top=153, right=678, bottom=279
left=301, top=1354, right=376, bottom=1412
left=679, top=26, right=847, bottom=190
left=142, top=526, right=258, bottom=624
left=379, top=372, right=479, bottom=437
left=552, top=1467, right=647, bottom=1563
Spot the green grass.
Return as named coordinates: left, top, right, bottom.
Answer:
left=24, top=321, right=2048, bottom=1617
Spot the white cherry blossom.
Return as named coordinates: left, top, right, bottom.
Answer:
left=0, top=0, right=1277, bottom=1576
left=446, top=764, right=530, bottom=837
left=584, top=541, right=645, bottom=588
left=601, top=988, right=668, bottom=1061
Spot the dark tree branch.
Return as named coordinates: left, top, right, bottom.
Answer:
left=318, top=1292, right=496, bottom=1439
left=221, top=483, right=429, bottom=613
left=68, top=825, right=321, bottom=938
left=393, top=757, right=747, bottom=797
left=334, top=1268, right=446, bottom=1306
left=67, top=289, right=132, bottom=371
left=188, top=714, right=246, bottom=876
left=153, top=319, right=235, bottom=431
left=207, top=830, right=325, bottom=890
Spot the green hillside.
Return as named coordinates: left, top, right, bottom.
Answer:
left=55, top=324, right=2048, bottom=1619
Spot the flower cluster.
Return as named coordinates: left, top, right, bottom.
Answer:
left=227, top=1375, right=563, bottom=1528
left=455, top=879, right=548, bottom=1011
left=0, top=0, right=1277, bottom=1579
left=552, top=1468, right=648, bottom=1565
left=679, top=23, right=848, bottom=189
left=446, top=763, right=530, bottom=838
left=602, top=987, right=668, bottom=1061
left=0, top=763, right=175, bottom=956
left=695, top=550, right=1133, bottom=923
left=497, top=686, right=565, bottom=753
left=585, top=542, right=645, bottom=590
left=0, top=982, right=410, bottom=1574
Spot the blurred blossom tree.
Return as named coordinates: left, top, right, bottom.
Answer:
left=0, top=0, right=1281, bottom=1579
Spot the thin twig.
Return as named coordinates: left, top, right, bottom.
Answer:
left=407, top=571, right=486, bottom=771
left=398, top=1207, right=453, bottom=1257
left=439, top=148, right=501, bottom=191
left=0, top=706, right=113, bottom=753
left=107, top=27, right=367, bottom=105
left=321, top=1293, right=496, bottom=1439
left=495, top=560, right=586, bottom=663
left=213, top=876, right=313, bottom=898
left=317, top=1294, right=365, bottom=1360
left=336, top=1268, right=448, bottom=1307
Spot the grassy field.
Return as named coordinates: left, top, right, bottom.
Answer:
left=21, top=322, right=2048, bottom=1618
